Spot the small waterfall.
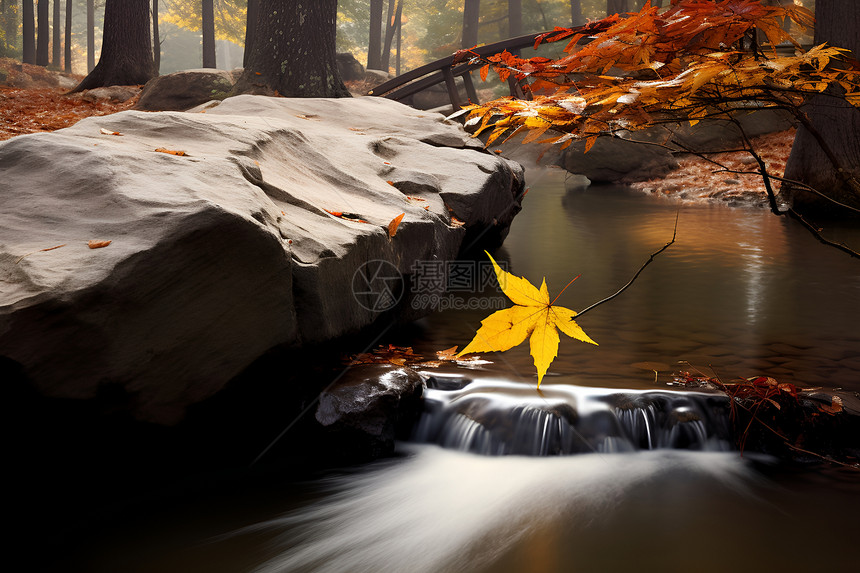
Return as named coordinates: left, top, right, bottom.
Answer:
left=412, top=378, right=733, bottom=455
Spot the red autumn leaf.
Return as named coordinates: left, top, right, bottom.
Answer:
left=87, top=239, right=112, bottom=249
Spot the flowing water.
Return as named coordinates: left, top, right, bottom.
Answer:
left=67, top=171, right=860, bottom=572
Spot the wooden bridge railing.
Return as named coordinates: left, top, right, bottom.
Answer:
left=367, top=32, right=808, bottom=116
left=367, top=32, right=551, bottom=114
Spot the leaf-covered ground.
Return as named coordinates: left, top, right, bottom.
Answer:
left=627, top=129, right=796, bottom=207
left=0, top=58, right=139, bottom=141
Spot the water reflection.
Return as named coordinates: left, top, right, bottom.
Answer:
left=406, top=171, right=860, bottom=391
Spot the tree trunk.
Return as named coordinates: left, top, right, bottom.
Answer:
left=202, top=0, right=215, bottom=68
left=570, top=0, right=583, bottom=27
left=462, top=0, right=479, bottom=48
left=152, top=0, right=160, bottom=72
left=508, top=0, right=521, bottom=37
left=607, top=0, right=629, bottom=16
left=64, top=0, right=72, bottom=72
left=782, top=0, right=860, bottom=215
left=367, top=0, right=382, bottom=70
left=233, top=0, right=349, bottom=98
left=52, top=0, right=60, bottom=67
left=23, top=0, right=35, bottom=64
left=395, top=2, right=402, bottom=76
left=508, top=0, right=521, bottom=57
left=72, top=0, right=155, bottom=92
left=243, top=0, right=259, bottom=68
left=0, top=0, right=19, bottom=57
left=381, top=0, right=401, bottom=72
left=37, top=0, right=48, bottom=65
left=86, top=0, right=94, bottom=72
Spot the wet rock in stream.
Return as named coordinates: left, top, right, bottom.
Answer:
left=315, top=365, right=426, bottom=461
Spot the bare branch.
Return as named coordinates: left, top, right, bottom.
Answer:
left=576, top=211, right=679, bottom=318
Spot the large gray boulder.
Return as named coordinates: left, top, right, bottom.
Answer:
left=560, top=109, right=795, bottom=183
left=136, top=68, right=236, bottom=111
left=0, top=95, right=523, bottom=424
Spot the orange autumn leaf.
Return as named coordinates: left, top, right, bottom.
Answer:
left=154, top=147, right=187, bottom=156
left=819, top=396, right=843, bottom=415
left=436, top=346, right=459, bottom=360
left=456, top=0, right=860, bottom=156
left=14, top=243, right=66, bottom=264
left=388, top=213, right=405, bottom=237
left=99, top=128, right=122, bottom=136
left=87, top=239, right=112, bottom=249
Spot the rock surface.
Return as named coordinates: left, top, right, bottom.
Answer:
left=336, top=52, right=366, bottom=82
left=560, top=109, right=796, bottom=183
left=316, top=365, right=426, bottom=460
left=0, top=95, right=524, bottom=424
left=79, top=85, right=141, bottom=103
left=136, top=68, right=236, bottom=111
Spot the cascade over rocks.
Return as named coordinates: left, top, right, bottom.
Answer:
left=0, top=95, right=524, bottom=424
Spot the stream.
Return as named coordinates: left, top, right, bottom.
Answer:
left=65, top=170, right=860, bottom=572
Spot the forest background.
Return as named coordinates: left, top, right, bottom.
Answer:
left=0, top=1, right=817, bottom=79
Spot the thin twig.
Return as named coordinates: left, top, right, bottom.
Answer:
left=576, top=210, right=679, bottom=318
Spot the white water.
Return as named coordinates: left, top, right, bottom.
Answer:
left=413, top=379, right=732, bottom=455
left=249, top=446, right=754, bottom=573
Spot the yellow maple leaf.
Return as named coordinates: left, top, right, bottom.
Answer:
left=458, top=252, right=597, bottom=387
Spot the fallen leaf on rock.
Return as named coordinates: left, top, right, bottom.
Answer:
left=450, top=216, right=465, bottom=228
left=436, top=346, right=459, bottom=360
left=87, top=239, right=112, bottom=249
left=388, top=213, right=405, bottom=237
left=99, top=128, right=122, bottom=136
left=346, top=345, right=422, bottom=367
left=325, top=209, right=370, bottom=223
left=14, top=243, right=66, bottom=264
left=819, top=396, right=843, bottom=415
left=154, top=147, right=187, bottom=156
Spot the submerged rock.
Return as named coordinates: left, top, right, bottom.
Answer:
left=0, top=95, right=524, bottom=424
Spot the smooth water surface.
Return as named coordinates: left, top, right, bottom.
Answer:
left=408, top=170, right=860, bottom=392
